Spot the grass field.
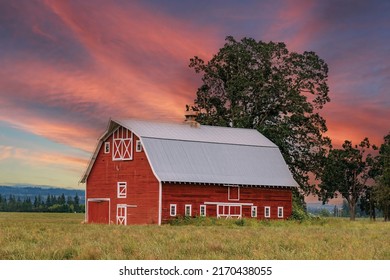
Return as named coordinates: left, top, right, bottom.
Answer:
left=0, top=212, right=389, bottom=260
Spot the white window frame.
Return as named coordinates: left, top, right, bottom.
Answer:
left=278, top=207, right=284, bottom=218
left=112, top=127, right=133, bottom=161
left=264, top=206, right=271, bottom=218
left=136, top=140, right=143, bottom=152
left=251, top=206, right=257, bottom=218
left=170, top=204, right=177, bottom=217
left=117, top=182, right=127, bottom=198
left=217, top=204, right=242, bottom=219
left=104, top=142, right=110, bottom=154
left=185, top=204, right=192, bottom=217
left=200, top=205, right=206, bottom=217
left=228, top=186, right=240, bottom=201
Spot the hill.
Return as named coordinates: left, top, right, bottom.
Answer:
left=0, top=185, right=85, bottom=203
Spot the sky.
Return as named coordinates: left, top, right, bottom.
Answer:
left=0, top=0, right=389, bottom=190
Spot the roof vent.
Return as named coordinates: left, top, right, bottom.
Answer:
left=184, top=108, right=200, bottom=128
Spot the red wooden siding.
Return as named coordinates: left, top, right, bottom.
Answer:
left=161, top=183, right=292, bottom=223
left=87, top=131, right=159, bottom=225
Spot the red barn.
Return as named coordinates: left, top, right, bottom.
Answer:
left=80, top=116, right=297, bottom=225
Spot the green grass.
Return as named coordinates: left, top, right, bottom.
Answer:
left=0, top=212, right=389, bottom=260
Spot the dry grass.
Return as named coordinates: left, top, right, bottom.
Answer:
left=0, top=212, right=389, bottom=260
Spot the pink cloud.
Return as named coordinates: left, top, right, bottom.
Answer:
left=0, top=144, right=86, bottom=172
left=0, top=146, right=13, bottom=161
left=0, top=1, right=223, bottom=154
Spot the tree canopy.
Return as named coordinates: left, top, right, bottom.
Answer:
left=372, top=133, right=390, bottom=221
left=319, top=138, right=375, bottom=220
left=189, top=36, right=331, bottom=193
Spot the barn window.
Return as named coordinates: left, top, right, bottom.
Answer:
left=185, top=204, right=192, bottom=217
left=228, top=186, right=239, bottom=201
left=278, top=207, right=284, bottom=218
left=117, top=182, right=127, bottom=198
left=200, top=205, right=206, bottom=217
left=112, top=126, right=133, bottom=161
left=251, top=206, right=257, bottom=218
left=136, top=140, right=142, bottom=152
left=170, top=204, right=177, bottom=217
left=264, top=206, right=271, bottom=218
left=104, top=142, right=110, bottom=154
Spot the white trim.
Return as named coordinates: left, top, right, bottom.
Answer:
left=85, top=181, right=88, bottom=223
left=200, top=205, right=206, bottom=217
left=136, top=139, right=143, bottom=152
left=251, top=206, right=257, bottom=218
left=87, top=198, right=110, bottom=202
left=228, top=186, right=240, bottom=201
left=87, top=198, right=110, bottom=224
left=116, top=204, right=127, bottom=225
left=217, top=204, right=242, bottom=219
left=117, top=182, right=127, bottom=198
left=185, top=204, right=192, bottom=217
left=112, top=127, right=133, bottom=161
left=204, top=202, right=253, bottom=206
left=278, top=206, right=284, bottom=218
left=170, top=204, right=177, bottom=217
left=158, top=182, right=162, bottom=225
left=264, top=206, right=271, bottom=218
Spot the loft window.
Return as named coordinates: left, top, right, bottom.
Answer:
left=278, top=207, right=284, bottom=218
left=228, top=186, right=239, bottom=201
left=251, top=206, right=257, bottom=218
left=264, top=206, right=271, bottom=218
left=185, top=204, right=192, bottom=217
left=136, top=140, right=142, bottom=152
left=112, top=126, right=133, bottom=161
left=117, top=182, right=127, bottom=198
left=104, top=142, right=110, bottom=154
left=170, top=204, right=177, bottom=217
left=200, top=205, right=206, bottom=217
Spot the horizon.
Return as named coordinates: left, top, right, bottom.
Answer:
left=0, top=0, right=389, bottom=189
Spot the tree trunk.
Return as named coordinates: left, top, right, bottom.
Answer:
left=349, top=201, right=356, bottom=221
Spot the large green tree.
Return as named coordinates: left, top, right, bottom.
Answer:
left=372, top=133, right=390, bottom=221
left=189, top=36, right=331, bottom=193
left=319, top=138, right=374, bottom=220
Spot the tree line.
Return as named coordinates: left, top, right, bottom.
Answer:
left=188, top=36, right=389, bottom=221
left=0, top=193, right=85, bottom=213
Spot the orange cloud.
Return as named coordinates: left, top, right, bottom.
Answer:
left=0, top=1, right=223, bottom=154
left=0, top=144, right=87, bottom=172
left=0, top=146, right=13, bottom=161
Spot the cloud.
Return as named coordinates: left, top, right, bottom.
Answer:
left=0, top=0, right=223, bottom=153
left=0, top=0, right=389, bottom=188
left=0, top=144, right=86, bottom=171
left=0, top=146, right=13, bottom=161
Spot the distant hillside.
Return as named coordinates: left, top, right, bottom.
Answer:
left=0, top=185, right=85, bottom=203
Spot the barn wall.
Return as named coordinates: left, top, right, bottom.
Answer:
left=87, top=132, right=159, bottom=225
left=161, top=183, right=292, bottom=223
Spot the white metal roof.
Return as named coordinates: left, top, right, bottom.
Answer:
left=142, top=138, right=297, bottom=186
left=115, top=119, right=276, bottom=147
left=81, top=118, right=297, bottom=187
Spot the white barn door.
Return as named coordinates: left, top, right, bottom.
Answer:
left=116, top=204, right=127, bottom=225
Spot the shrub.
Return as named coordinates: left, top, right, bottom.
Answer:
left=289, top=194, right=310, bottom=221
